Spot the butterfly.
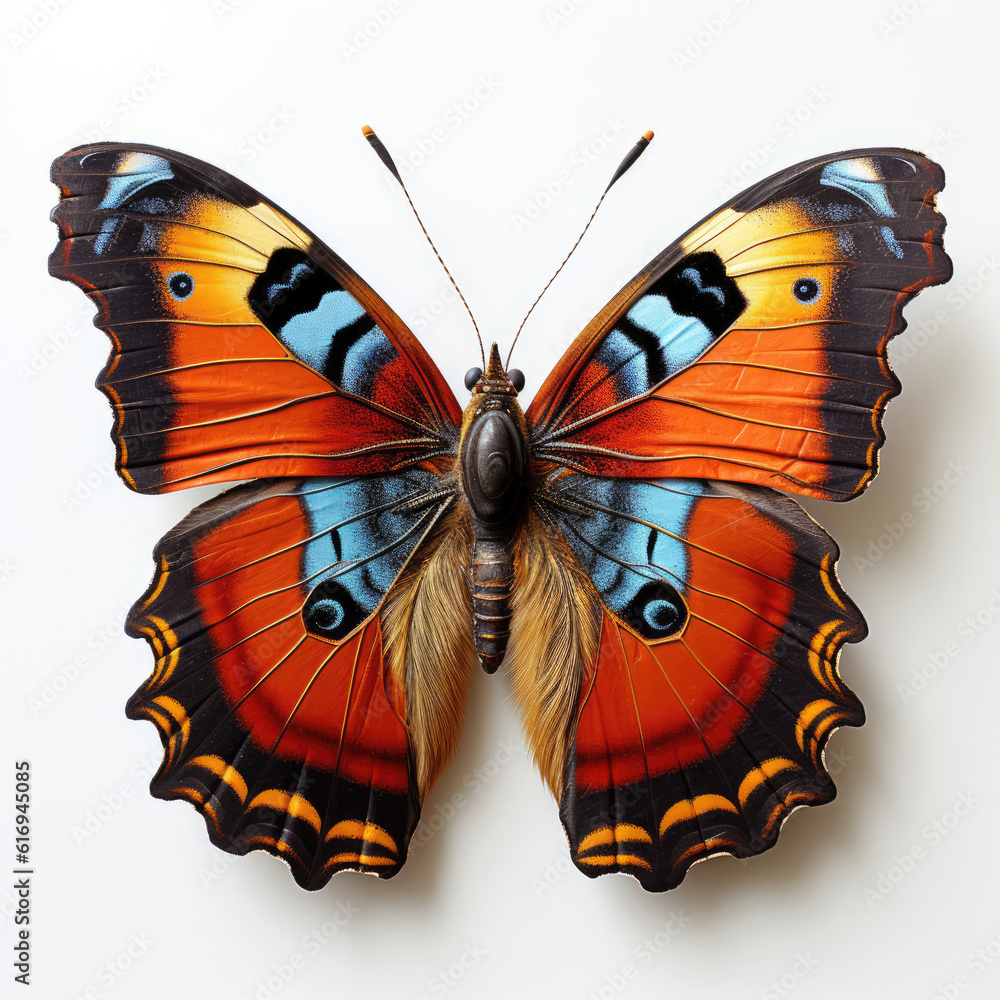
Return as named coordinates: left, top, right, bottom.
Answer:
left=48, top=134, right=951, bottom=893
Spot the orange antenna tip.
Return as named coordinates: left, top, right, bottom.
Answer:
left=362, top=125, right=403, bottom=184
left=605, top=130, right=655, bottom=192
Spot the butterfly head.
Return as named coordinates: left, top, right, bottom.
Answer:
left=459, top=343, right=529, bottom=498
left=459, top=344, right=528, bottom=534
left=464, top=342, right=525, bottom=397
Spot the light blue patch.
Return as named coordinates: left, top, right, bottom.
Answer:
left=93, top=218, right=119, bottom=255
left=645, top=484, right=701, bottom=589
left=277, top=289, right=367, bottom=372
left=137, top=223, right=159, bottom=252
left=129, top=196, right=172, bottom=215
left=821, top=201, right=858, bottom=223
left=338, top=326, right=397, bottom=396
left=820, top=159, right=896, bottom=218
left=880, top=225, right=904, bottom=258
left=552, top=477, right=704, bottom=616
left=626, top=293, right=715, bottom=372
left=298, top=473, right=438, bottom=616
left=678, top=268, right=725, bottom=305
left=98, top=153, right=174, bottom=210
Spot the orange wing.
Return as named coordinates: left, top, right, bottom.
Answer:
left=528, top=149, right=951, bottom=501
left=126, top=473, right=465, bottom=887
left=49, top=143, right=461, bottom=494
left=523, top=473, right=865, bottom=891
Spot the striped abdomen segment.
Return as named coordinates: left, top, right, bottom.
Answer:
left=471, top=537, right=514, bottom=674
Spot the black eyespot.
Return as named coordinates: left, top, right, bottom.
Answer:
left=303, top=578, right=366, bottom=642
left=643, top=598, right=682, bottom=632
left=309, top=599, right=344, bottom=632
left=167, top=271, right=195, bottom=301
left=621, top=580, right=687, bottom=640
left=464, top=367, right=483, bottom=391
left=507, top=368, right=525, bottom=392
left=792, top=277, right=821, bottom=304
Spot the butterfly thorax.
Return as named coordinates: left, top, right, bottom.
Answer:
left=459, top=344, right=529, bottom=673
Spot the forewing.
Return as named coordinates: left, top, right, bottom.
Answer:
left=527, top=149, right=951, bottom=501
left=49, top=143, right=462, bottom=493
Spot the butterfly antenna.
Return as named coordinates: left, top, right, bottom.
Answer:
left=362, top=125, right=486, bottom=368
left=505, top=130, right=654, bottom=368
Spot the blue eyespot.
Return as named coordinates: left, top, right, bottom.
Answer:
left=167, top=271, right=194, bottom=301
left=309, top=599, right=344, bottom=633
left=792, top=277, right=821, bottom=304
left=643, top=598, right=683, bottom=632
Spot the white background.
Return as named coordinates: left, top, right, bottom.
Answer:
left=2, top=1, right=999, bottom=998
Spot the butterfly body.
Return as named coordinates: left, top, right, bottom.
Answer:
left=49, top=141, right=951, bottom=892
left=460, top=343, right=529, bottom=672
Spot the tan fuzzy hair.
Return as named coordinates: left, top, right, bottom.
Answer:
left=381, top=502, right=476, bottom=798
left=507, top=509, right=601, bottom=801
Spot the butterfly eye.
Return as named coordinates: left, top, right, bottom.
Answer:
left=464, top=367, right=483, bottom=391
left=792, top=277, right=822, bottom=304
left=507, top=368, right=525, bottom=392
left=167, top=271, right=195, bottom=301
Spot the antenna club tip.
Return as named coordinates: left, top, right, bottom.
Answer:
left=361, top=125, right=375, bottom=137
left=642, top=130, right=654, bottom=142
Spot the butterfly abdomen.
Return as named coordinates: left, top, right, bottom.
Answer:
left=470, top=537, right=514, bottom=673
